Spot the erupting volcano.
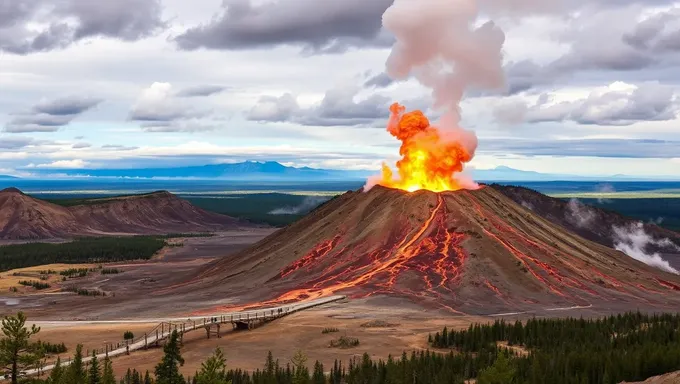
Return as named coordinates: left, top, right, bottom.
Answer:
left=193, top=186, right=680, bottom=315
left=372, top=103, right=477, bottom=193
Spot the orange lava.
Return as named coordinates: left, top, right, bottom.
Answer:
left=196, top=195, right=468, bottom=314
left=376, top=103, right=474, bottom=193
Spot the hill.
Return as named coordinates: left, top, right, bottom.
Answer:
left=189, top=185, right=680, bottom=314
left=492, top=184, right=680, bottom=271
left=0, top=188, right=244, bottom=240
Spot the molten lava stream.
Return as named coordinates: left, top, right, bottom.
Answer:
left=200, top=195, right=469, bottom=314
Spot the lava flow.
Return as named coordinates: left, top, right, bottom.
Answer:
left=373, top=103, right=477, bottom=193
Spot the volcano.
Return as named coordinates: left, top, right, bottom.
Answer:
left=195, top=185, right=680, bottom=314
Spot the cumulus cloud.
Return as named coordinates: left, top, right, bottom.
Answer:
left=0, top=0, right=165, bottom=54
left=175, top=0, right=394, bottom=54
left=269, top=196, right=330, bottom=215
left=129, top=83, right=213, bottom=132
left=613, top=222, right=679, bottom=274
left=566, top=199, right=596, bottom=229
left=3, top=96, right=101, bottom=133
left=495, top=82, right=678, bottom=126
left=247, top=86, right=390, bottom=126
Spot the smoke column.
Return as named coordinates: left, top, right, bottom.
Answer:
left=371, top=0, right=552, bottom=192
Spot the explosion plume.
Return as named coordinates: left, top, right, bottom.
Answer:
left=370, top=0, right=512, bottom=192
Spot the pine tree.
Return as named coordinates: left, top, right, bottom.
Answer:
left=196, top=347, right=230, bottom=384
left=477, top=353, right=516, bottom=384
left=49, top=357, right=63, bottom=384
left=291, top=350, right=309, bottom=384
left=154, top=331, right=184, bottom=384
left=311, top=361, right=324, bottom=384
left=143, top=371, right=153, bottom=384
left=68, top=344, right=86, bottom=384
left=89, top=352, right=101, bottom=384
left=102, top=356, right=115, bottom=384
left=0, top=312, right=43, bottom=384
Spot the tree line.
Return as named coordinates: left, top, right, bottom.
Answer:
left=0, top=237, right=166, bottom=272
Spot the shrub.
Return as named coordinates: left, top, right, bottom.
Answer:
left=18, top=280, right=51, bottom=290
left=101, top=268, right=121, bottom=275
left=322, top=327, right=339, bottom=334
left=329, top=336, right=360, bottom=349
left=124, top=331, right=134, bottom=340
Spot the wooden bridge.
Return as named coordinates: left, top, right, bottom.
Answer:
left=15, top=295, right=347, bottom=378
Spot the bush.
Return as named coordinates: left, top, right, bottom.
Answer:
left=101, top=268, right=121, bottom=275
left=63, top=286, right=107, bottom=297
left=18, top=280, right=51, bottom=290
left=37, top=341, right=67, bottom=354
left=124, top=331, right=134, bottom=340
left=321, top=327, right=339, bottom=334
left=329, top=336, right=360, bottom=349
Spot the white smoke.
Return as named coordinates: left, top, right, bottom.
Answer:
left=520, top=200, right=534, bottom=211
left=613, top=222, right=679, bottom=274
left=269, top=196, right=330, bottom=215
left=595, top=183, right=615, bottom=204
left=565, top=198, right=596, bottom=229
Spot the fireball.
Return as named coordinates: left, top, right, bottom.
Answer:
left=375, top=103, right=477, bottom=193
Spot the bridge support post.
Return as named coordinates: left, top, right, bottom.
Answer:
left=144, top=333, right=148, bottom=349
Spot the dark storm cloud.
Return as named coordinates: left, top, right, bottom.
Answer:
left=247, top=87, right=390, bottom=127
left=176, top=85, right=227, bottom=97
left=3, top=96, right=101, bottom=133
left=0, top=0, right=165, bottom=54
left=174, top=0, right=394, bottom=53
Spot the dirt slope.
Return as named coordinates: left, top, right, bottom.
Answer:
left=492, top=184, right=680, bottom=252
left=189, top=185, right=680, bottom=314
left=0, top=188, right=243, bottom=240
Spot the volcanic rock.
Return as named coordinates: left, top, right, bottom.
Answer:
left=195, top=185, right=680, bottom=314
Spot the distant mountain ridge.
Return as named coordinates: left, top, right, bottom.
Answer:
left=0, top=175, right=17, bottom=180
left=25, top=161, right=372, bottom=181
left=16, top=162, right=679, bottom=181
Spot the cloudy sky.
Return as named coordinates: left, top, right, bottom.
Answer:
left=1, top=0, right=680, bottom=178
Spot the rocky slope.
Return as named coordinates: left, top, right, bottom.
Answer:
left=0, top=188, right=243, bottom=240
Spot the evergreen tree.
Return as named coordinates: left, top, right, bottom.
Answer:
left=68, top=344, right=86, bottom=384
left=102, top=356, right=115, bottom=384
left=291, top=350, right=309, bottom=384
left=89, top=352, right=101, bottom=384
left=49, top=357, right=63, bottom=384
left=0, top=312, right=43, bottom=384
left=196, top=348, right=230, bottom=384
left=143, top=371, right=153, bottom=384
left=477, top=353, right=516, bottom=384
left=154, top=331, right=184, bottom=384
left=311, top=361, right=324, bottom=384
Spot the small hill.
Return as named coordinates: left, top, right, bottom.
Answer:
left=0, top=188, right=244, bottom=240
left=188, top=185, right=680, bottom=314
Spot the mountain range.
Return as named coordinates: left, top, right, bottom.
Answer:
left=16, top=162, right=679, bottom=181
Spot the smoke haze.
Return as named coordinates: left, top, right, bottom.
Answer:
left=613, top=222, right=679, bottom=274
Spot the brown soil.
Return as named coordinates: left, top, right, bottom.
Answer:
left=42, top=302, right=489, bottom=377
left=624, top=371, right=680, bottom=384
left=0, top=188, right=248, bottom=240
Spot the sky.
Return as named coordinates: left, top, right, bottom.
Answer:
left=1, top=0, right=680, bottom=178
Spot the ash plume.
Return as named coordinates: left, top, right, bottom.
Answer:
left=269, top=196, right=330, bottom=215
left=565, top=198, right=596, bottom=229
left=375, top=0, right=552, bottom=191
left=613, top=223, right=679, bottom=275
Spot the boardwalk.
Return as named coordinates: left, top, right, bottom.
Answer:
left=13, top=295, right=346, bottom=379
